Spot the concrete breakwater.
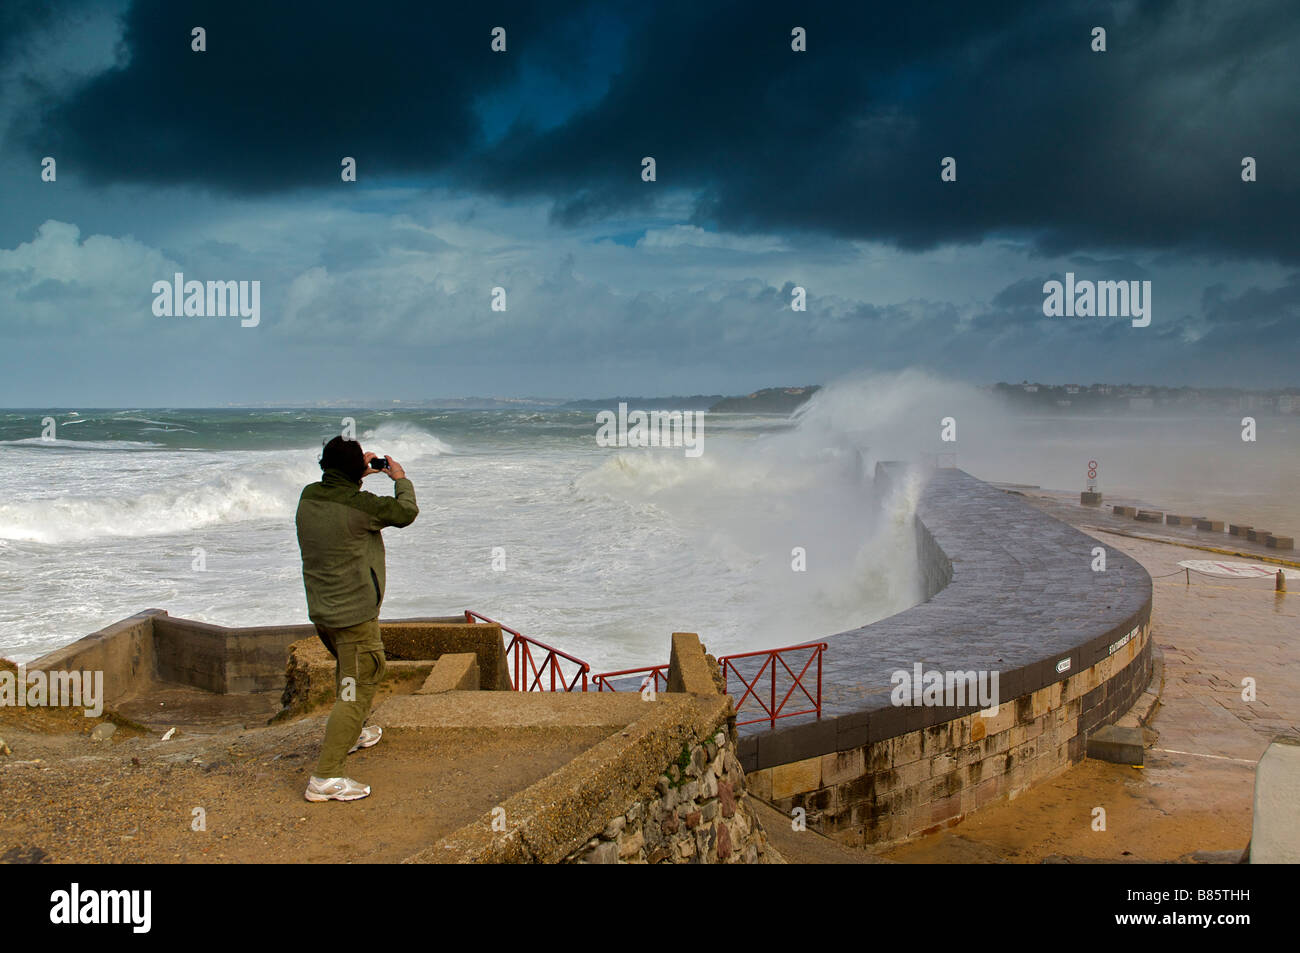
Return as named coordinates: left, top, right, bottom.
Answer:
left=738, top=464, right=1154, bottom=846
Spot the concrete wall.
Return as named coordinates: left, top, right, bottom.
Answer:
left=29, top=611, right=509, bottom=708
left=28, top=610, right=164, bottom=709
left=1250, top=737, right=1300, bottom=863
left=152, top=616, right=313, bottom=694
left=914, top=511, right=954, bottom=600
left=279, top=620, right=513, bottom=716
left=380, top=619, right=513, bottom=691
left=737, top=464, right=1155, bottom=846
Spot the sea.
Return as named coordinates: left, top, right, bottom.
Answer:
left=2, top=375, right=1296, bottom=667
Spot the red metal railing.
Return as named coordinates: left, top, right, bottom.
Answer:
left=719, top=642, right=828, bottom=729
left=590, top=665, right=670, bottom=693
left=464, top=610, right=589, bottom=692
left=462, top=611, right=828, bottom=727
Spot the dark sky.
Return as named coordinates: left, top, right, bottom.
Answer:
left=0, top=0, right=1297, bottom=404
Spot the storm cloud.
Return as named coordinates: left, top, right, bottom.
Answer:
left=9, top=0, right=1299, bottom=261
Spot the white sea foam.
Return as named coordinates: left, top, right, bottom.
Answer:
left=0, top=397, right=938, bottom=663
left=0, top=469, right=301, bottom=543
left=360, top=421, right=455, bottom=459
left=0, top=437, right=164, bottom=450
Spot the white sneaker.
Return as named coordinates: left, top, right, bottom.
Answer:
left=304, top=776, right=371, bottom=802
left=349, top=725, right=382, bottom=754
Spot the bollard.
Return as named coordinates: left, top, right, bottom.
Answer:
left=1278, top=570, right=1287, bottom=593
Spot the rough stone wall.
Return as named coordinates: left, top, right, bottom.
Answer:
left=748, top=624, right=1153, bottom=846
left=565, top=723, right=778, bottom=864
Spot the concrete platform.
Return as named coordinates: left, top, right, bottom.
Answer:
left=375, top=690, right=657, bottom=733
left=417, top=653, right=479, bottom=694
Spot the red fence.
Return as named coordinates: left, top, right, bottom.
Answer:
left=719, top=642, right=828, bottom=729
left=463, top=610, right=827, bottom=726
left=464, top=610, right=589, bottom=692
left=590, top=665, right=670, bottom=693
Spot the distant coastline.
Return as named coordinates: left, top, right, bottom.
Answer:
left=13, top=380, right=1295, bottom=415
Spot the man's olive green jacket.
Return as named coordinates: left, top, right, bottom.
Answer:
left=295, top=468, right=419, bottom=629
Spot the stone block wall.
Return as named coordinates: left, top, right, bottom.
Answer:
left=747, top=623, right=1152, bottom=846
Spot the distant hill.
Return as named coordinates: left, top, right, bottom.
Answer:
left=709, top=386, right=820, bottom=414
left=559, top=395, right=724, bottom=411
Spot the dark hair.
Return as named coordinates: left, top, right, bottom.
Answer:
left=320, top=436, right=366, bottom=482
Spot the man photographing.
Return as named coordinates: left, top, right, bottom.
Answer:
left=296, top=436, right=418, bottom=802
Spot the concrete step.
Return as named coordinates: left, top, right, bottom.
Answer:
left=374, top=690, right=656, bottom=734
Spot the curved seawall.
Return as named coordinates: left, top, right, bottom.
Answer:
left=738, top=464, right=1154, bottom=845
